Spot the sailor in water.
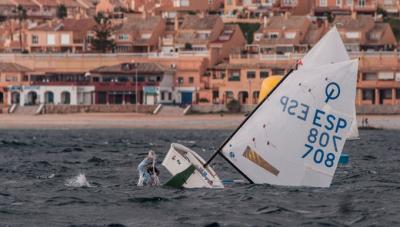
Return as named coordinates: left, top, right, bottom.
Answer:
left=137, top=150, right=160, bottom=186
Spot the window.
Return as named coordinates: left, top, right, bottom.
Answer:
left=178, top=77, right=184, bottom=84
left=268, top=32, right=279, bottom=39
left=47, top=34, right=55, bottom=45
left=247, top=71, right=256, bottom=79
left=378, top=72, right=394, bottom=80
left=161, top=92, right=165, bottom=100
left=32, top=35, right=39, bottom=44
left=284, top=32, right=296, bottom=39
left=370, top=32, right=381, bottom=40
left=61, top=34, right=70, bottom=45
left=362, top=73, right=377, bottom=81
left=362, top=89, right=374, bottom=100
left=320, top=0, right=327, bottom=6
left=220, top=71, right=226, bottom=79
left=346, top=0, right=353, bottom=6
left=358, top=0, right=365, bottom=6
left=228, top=71, right=240, bottom=81
left=272, top=68, right=285, bottom=75
left=168, top=92, right=172, bottom=100
left=336, top=0, right=341, bottom=6
left=189, top=77, right=194, bottom=84
left=396, top=89, right=400, bottom=99
left=118, top=34, right=129, bottom=40
left=141, top=33, right=151, bottom=39
left=227, top=0, right=232, bottom=5
left=381, top=89, right=392, bottom=99
left=346, top=32, right=360, bottom=39
left=254, top=33, right=263, bottom=41
left=260, top=71, right=269, bottom=78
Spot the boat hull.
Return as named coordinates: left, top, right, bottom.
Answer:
left=162, top=143, right=224, bottom=188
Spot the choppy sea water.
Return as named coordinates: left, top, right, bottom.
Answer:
left=0, top=129, right=399, bottom=227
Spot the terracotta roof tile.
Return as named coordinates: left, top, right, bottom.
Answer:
left=118, top=14, right=162, bottom=33
left=0, top=62, right=31, bottom=72
left=91, top=62, right=170, bottom=74
left=333, top=15, right=375, bottom=31
left=180, top=15, right=219, bottom=30
left=262, top=16, right=309, bottom=30
left=13, top=0, right=39, bottom=7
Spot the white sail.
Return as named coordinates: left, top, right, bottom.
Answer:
left=221, top=60, right=358, bottom=187
left=299, top=26, right=359, bottom=140
left=299, top=27, right=349, bottom=68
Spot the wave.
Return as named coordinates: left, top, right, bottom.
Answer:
left=65, top=173, right=92, bottom=188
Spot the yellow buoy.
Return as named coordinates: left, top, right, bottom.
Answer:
left=258, top=75, right=284, bottom=103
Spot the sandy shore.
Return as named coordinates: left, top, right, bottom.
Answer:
left=0, top=113, right=399, bottom=130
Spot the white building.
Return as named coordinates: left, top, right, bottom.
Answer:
left=8, top=85, right=95, bottom=106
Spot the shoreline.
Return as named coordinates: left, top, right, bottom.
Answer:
left=0, top=113, right=399, bottom=130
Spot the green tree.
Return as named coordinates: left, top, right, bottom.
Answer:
left=56, top=4, right=67, bottom=19
left=15, top=5, right=27, bottom=53
left=91, top=12, right=115, bottom=53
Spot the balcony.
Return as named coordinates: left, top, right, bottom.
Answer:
left=179, top=50, right=209, bottom=57
left=93, top=81, right=158, bottom=91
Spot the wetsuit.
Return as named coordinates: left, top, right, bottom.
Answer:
left=137, top=158, right=152, bottom=186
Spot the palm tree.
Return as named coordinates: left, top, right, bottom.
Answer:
left=15, top=5, right=27, bottom=53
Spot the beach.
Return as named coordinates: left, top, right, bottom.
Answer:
left=0, top=113, right=399, bottom=130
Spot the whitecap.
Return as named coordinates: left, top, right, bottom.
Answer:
left=65, top=173, right=92, bottom=187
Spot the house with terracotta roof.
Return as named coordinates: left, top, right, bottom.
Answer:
left=314, top=0, right=377, bottom=16
left=26, top=18, right=96, bottom=53
left=0, top=62, right=31, bottom=110
left=173, top=15, right=246, bottom=65
left=96, top=0, right=127, bottom=18
left=252, top=14, right=327, bottom=54
left=333, top=14, right=397, bottom=51
left=377, top=0, right=400, bottom=16
left=114, top=14, right=165, bottom=53
left=0, top=0, right=41, bottom=18
left=155, top=0, right=224, bottom=20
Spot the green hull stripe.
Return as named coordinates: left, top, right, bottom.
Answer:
left=163, top=165, right=196, bottom=188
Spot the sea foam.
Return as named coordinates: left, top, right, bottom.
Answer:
left=65, top=173, right=92, bottom=188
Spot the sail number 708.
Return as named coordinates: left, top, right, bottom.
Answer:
left=302, top=128, right=342, bottom=168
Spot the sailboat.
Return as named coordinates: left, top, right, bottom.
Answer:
left=162, top=27, right=358, bottom=188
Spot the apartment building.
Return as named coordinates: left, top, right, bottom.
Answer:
left=114, top=14, right=165, bottom=53
left=333, top=14, right=397, bottom=51
left=26, top=18, right=96, bottom=53
left=0, top=0, right=94, bottom=19
left=357, top=52, right=400, bottom=105
left=314, top=0, right=377, bottom=16
left=252, top=15, right=327, bottom=54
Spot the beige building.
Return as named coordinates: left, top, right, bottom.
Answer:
left=314, top=0, right=377, bottom=15
left=26, top=18, right=96, bottom=53
left=333, top=14, right=397, bottom=51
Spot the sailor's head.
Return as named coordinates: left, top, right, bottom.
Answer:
left=147, top=150, right=156, bottom=160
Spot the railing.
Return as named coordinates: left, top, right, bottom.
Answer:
left=230, top=51, right=400, bottom=61
left=0, top=51, right=210, bottom=58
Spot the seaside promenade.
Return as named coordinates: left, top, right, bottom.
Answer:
left=0, top=113, right=399, bottom=130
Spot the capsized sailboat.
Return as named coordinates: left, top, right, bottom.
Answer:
left=162, top=27, right=358, bottom=188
